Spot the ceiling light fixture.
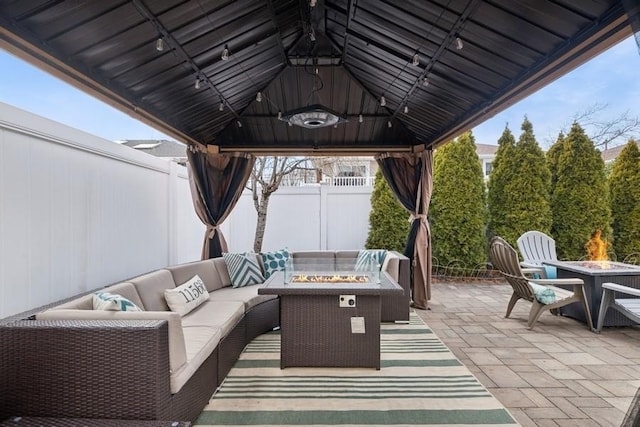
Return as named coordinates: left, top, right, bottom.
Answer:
left=455, top=36, right=464, bottom=50
left=194, top=78, right=201, bottom=90
left=412, top=53, right=420, bottom=66
left=221, top=45, right=229, bottom=60
left=380, top=95, right=386, bottom=107
left=155, top=38, right=165, bottom=51
left=256, top=92, right=262, bottom=102
left=279, top=104, right=346, bottom=129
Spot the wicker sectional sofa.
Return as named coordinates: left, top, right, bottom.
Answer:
left=0, top=250, right=409, bottom=422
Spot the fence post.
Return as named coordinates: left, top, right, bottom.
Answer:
left=320, top=182, right=328, bottom=250
left=168, top=161, right=178, bottom=265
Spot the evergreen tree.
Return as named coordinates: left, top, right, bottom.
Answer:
left=365, top=169, right=409, bottom=252
left=551, top=122, right=612, bottom=259
left=430, top=131, right=487, bottom=270
left=487, top=126, right=516, bottom=240
left=609, top=140, right=640, bottom=260
left=547, top=132, right=565, bottom=195
left=499, top=117, right=552, bottom=246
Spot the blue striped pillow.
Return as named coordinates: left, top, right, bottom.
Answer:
left=355, top=249, right=387, bottom=272
left=223, top=252, right=265, bottom=288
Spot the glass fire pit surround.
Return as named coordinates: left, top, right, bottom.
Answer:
left=283, top=258, right=381, bottom=285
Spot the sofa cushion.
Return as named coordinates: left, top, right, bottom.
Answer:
left=35, top=309, right=188, bottom=376
left=165, top=275, right=209, bottom=316
left=223, top=253, right=264, bottom=288
left=93, top=292, right=143, bottom=312
left=167, top=260, right=221, bottom=293
left=208, top=284, right=278, bottom=311
left=181, top=300, right=245, bottom=338
left=129, top=269, right=176, bottom=311
left=211, top=258, right=232, bottom=288
left=172, top=325, right=222, bottom=394
left=382, top=252, right=400, bottom=282
left=261, top=248, right=290, bottom=279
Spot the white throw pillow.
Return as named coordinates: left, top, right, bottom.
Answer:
left=93, top=292, right=143, bottom=312
left=164, top=275, right=209, bottom=316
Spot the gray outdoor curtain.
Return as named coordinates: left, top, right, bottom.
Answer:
left=376, top=150, right=433, bottom=309
left=187, top=149, right=255, bottom=259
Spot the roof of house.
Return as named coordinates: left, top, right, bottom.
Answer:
left=601, top=140, right=640, bottom=163
left=475, top=143, right=498, bottom=156
left=0, top=1, right=632, bottom=155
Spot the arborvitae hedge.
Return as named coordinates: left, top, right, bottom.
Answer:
left=609, top=140, right=640, bottom=260
left=550, top=122, right=612, bottom=260
left=365, top=168, right=409, bottom=252
left=487, top=126, right=516, bottom=241
left=430, top=131, right=487, bottom=270
left=547, top=132, right=565, bottom=195
left=498, top=117, right=552, bottom=246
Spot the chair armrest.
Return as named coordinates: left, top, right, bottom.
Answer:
left=520, top=261, right=540, bottom=269
left=602, top=282, right=640, bottom=297
left=531, top=278, right=584, bottom=286
left=522, top=267, right=544, bottom=277
left=0, top=319, right=173, bottom=420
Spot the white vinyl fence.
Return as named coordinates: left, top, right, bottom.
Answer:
left=0, top=102, right=204, bottom=318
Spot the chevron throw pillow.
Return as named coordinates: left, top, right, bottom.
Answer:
left=355, top=249, right=387, bottom=272
left=93, top=292, right=143, bottom=312
left=223, top=252, right=265, bottom=288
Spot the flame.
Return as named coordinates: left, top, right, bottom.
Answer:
left=291, top=274, right=368, bottom=283
left=585, top=229, right=609, bottom=261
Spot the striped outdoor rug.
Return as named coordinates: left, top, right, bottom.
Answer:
left=195, top=312, right=519, bottom=426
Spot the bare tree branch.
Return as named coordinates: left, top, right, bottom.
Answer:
left=566, top=103, right=640, bottom=150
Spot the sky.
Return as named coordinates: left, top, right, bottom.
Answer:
left=1, top=36, right=639, bottom=149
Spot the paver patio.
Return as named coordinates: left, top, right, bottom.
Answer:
left=418, top=280, right=640, bottom=427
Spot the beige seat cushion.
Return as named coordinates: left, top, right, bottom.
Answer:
left=129, top=269, right=176, bottom=311
left=382, top=252, right=400, bottom=282
left=208, top=284, right=277, bottom=311
left=171, top=325, right=222, bottom=394
left=181, top=300, right=244, bottom=338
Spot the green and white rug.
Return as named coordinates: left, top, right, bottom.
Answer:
left=195, top=312, right=519, bottom=426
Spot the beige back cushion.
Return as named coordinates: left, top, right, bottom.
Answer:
left=129, top=269, right=176, bottom=311
left=211, top=257, right=232, bottom=288
left=101, top=282, right=145, bottom=309
left=167, top=260, right=221, bottom=293
left=51, top=294, right=93, bottom=310
left=382, top=252, right=400, bottom=282
left=292, top=251, right=336, bottom=259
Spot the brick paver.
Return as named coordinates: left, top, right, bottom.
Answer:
left=416, top=280, right=640, bottom=426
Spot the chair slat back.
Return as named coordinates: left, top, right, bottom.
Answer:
left=517, top=231, right=558, bottom=265
left=490, top=236, right=534, bottom=301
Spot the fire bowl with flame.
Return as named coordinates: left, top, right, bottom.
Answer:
left=290, top=274, right=369, bottom=284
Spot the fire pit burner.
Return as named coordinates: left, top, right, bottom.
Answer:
left=290, top=274, right=369, bottom=283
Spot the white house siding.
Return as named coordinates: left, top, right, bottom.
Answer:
left=0, top=102, right=203, bottom=318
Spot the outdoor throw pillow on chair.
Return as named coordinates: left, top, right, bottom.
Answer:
left=93, top=292, right=143, bottom=312
left=261, top=248, right=290, bottom=279
left=355, top=249, right=387, bottom=271
left=165, top=274, right=209, bottom=316
left=223, top=252, right=265, bottom=288
left=529, top=283, right=557, bottom=305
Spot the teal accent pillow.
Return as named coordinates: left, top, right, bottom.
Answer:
left=355, top=249, right=387, bottom=272
left=223, top=252, right=265, bottom=288
left=261, top=248, right=290, bottom=279
left=93, top=292, right=143, bottom=312
left=530, top=283, right=556, bottom=305
left=544, top=265, right=557, bottom=279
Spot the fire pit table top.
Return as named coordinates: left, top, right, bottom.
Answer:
left=258, top=271, right=403, bottom=296
left=543, top=260, right=640, bottom=276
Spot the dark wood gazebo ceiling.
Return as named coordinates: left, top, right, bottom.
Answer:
left=0, top=0, right=632, bottom=154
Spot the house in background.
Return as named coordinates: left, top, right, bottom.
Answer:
left=601, top=140, right=640, bottom=164
left=476, top=143, right=498, bottom=180
left=116, top=139, right=188, bottom=165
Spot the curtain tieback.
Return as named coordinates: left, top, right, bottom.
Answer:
left=206, top=225, right=218, bottom=239
left=409, top=213, right=427, bottom=223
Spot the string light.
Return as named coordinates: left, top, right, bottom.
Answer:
left=256, top=92, right=262, bottom=102
left=155, top=38, right=165, bottom=51
left=310, top=0, right=317, bottom=6
left=404, top=105, right=409, bottom=114
left=455, top=36, right=464, bottom=50
left=221, top=45, right=229, bottom=60
left=423, top=77, right=430, bottom=87
left=412, top=53, right=419, bottom=66
left=358, top=114, right=363, bottom=123
left=277, top=111, right=282, bottom=120
left=219, top=102, right=224, bottom=111
left=333, top=124, right=338, bottom=129
left=237, top=120, right=242, bottom=128
left=380, top=95, right=386, bottom=107
left=194, top=79, right=201, bottom=90
left=387, top=121, right=393, bottom=128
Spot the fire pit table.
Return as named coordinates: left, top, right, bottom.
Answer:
left=542, top=260, right=640, bottom=328
left=258, top=260, right=403, bottom=369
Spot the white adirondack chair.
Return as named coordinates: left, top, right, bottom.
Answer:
left=596, top=282, right=640, bottom=333
left=517, top=231, right=558, bottom=279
